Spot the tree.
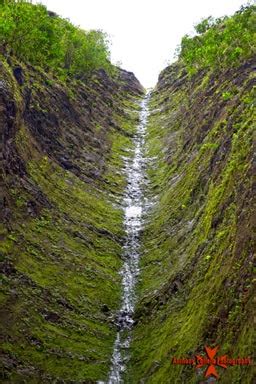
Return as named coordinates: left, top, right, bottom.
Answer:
left=0, top=0, right=112, bottom=79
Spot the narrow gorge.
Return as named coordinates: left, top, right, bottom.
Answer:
left=0, top=2, right=255, bottom=384
left=107, top=95, right=150, bottom=383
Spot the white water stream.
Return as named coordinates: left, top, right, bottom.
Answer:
left=106, top=94, right=150, bottom=383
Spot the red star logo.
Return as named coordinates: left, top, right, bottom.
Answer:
left=196, top=346, right=227, bottom=378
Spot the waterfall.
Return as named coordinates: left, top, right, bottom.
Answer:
left=107, top=94, right=150, bottom=383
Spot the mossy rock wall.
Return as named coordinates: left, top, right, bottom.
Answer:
left=128, top=59, right=255, bottom=383
left=0, top=56, right=144, bottom=382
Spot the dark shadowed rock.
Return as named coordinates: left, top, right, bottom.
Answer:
left=13, top=66, right=24, bottom=86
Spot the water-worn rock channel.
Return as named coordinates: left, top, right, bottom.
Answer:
left=107, top=95, right=150, bottom=383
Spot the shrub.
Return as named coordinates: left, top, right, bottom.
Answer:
left=178, top=4, right=256, bottom=74
left=0, top=0, right=112, bottom=79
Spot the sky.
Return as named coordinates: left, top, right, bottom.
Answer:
left=36, top=0, right=252, bottom=88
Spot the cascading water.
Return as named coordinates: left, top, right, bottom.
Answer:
left=107, top=94, right=150, bottom=383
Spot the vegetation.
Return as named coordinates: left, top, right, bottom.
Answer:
left=127, top=6, right=255, bottom=382
left=0, top=0, right=112, bottom=79
left=0, top=1, right=254, bottom=382
left=0, top=24, right=143, bottom=381
left=178, top=4, right=256, bottom=74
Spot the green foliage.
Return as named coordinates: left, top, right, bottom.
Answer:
left=179, top=5, right=256, bottom=74
left=128, top=50, right=254, bottom=384
left=0, top=0, right=112, bottom=78
left=222, top=91, right=232, bottom=101
left=194, top=16, right=216, bottom=34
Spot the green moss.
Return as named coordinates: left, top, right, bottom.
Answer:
left=128, top=61, right=254, bottom=383
left=0, top=57, right=143, bottom=382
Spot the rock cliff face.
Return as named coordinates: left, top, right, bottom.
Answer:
left=1, top=24, right=255, bottom=384
left=128, top=59, right=255, bottom=383
left=0, top=56, right=143, bottom=382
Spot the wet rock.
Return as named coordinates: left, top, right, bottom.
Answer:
left=13, top=66, right=24, bottom=86
left=29, top=336, right=42, bottom=347
left=116, top=311, right=134, bottom=329
left=57, top=297, right=74, bottom=311
left=101, top=304, right=110, bottom=313
left=23, top=86, right=32, bottom=108
left=1, top=351, right=19, bottom=370
left=1, top=206, right=12, bottom=223
left=59, top=156, right=73, bottom=170
left=0, top=261, right=16, bottom=276
left=26, top=200, right=38, bottom=216
left=42, top=311, right=61, bottom=323
left=0, top=79, right=8, bottom=93
left=169, top=279, right=182, bottom=294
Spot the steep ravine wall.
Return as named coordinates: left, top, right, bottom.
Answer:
left=128, top=59, right=255, bottom=383
left=0, top=56, right=144, bottom=382
left=0, top=31, right=255, bottom=384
